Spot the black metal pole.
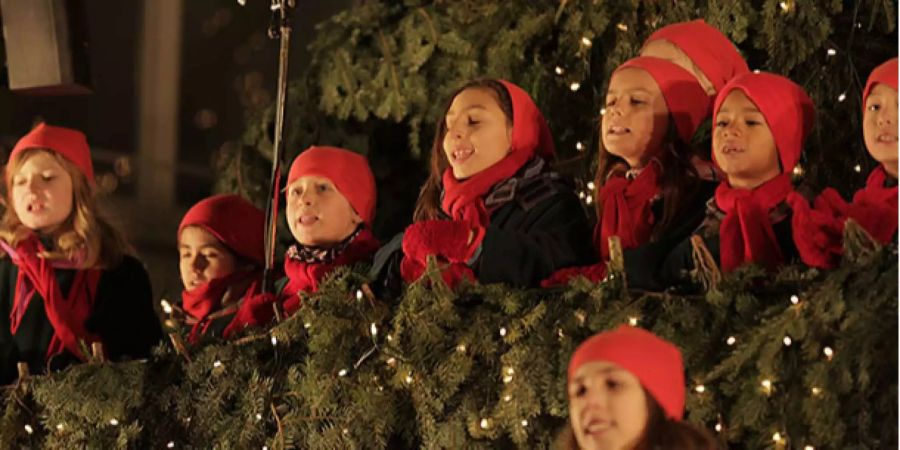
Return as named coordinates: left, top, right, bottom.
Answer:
left=261, top=0, right=294, bottom=293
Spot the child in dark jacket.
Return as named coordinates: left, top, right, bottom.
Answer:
left=382, top=79, right=592, bottom=290
left=789, top=58, right=898, bottom=268
left=0, top=123, right=161, bottom=384
left=625, top=72, right=816, bottom=290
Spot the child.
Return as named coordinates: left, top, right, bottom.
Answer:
left=176, top=194, right=266, bottom=342
left=626, top=72, right=815, bottom=290
left=640, top=19, right=750, bottom=97
left=560, top=326, right=719, bottom=450
left=0, top=123, right=161, bottom=384
left=543, top=57, right=714, bottom=286
left=276, top=146, right=380, bottom=315
left=641, top=19, right=750, bottom=181
left=790, top=58, right=898, bottom=268
left=395, top=79, right=592, bottom=289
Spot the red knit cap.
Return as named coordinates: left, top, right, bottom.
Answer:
left=568, top=325, right=686, bottom=421
left=497, top=79, right=557, bottom=160
left=863, top=58, right=898, bottom=109
left=287, top=146, right=376, bottom=224
left=179, top=194, right=266, bottom=265
left=8, top=123, right=95, bottom=183
left=614, top=56, right=711, bottom=143
left=713, top=72, right=814, bottom=173
left=643, top=19, right=750, bottom=94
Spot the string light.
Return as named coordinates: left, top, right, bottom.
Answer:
left=342, top=428, right=349, bottom=435
left=356, top=289, right=364, bottom=300
left=600, top=107, right=607, bottom=116
left=557, top=328, right=565, bottom=338
left=695, top=385, right=706, bottom=393
left=555, top=66, right=564, bottom=75
left=503, top=375, right=513, bottom=384
left=779, top=2, right=789, bottom=11
left=616, top=23, right=628, bottom=31
left=256, top=413, right=263, bottom=421
left=304, top=322, right=311, bottom=329
left=811, top=387, right=822, bottom=396
left=56, top=423, right=64, bottom=431
left=773, top=432, right=785, bottom=443
left=386, top=357, right=396, bottom=366
left=576, top=141, right=585, bottom=151
left=499, top=327, right=508, bottom=337
left=823, top=346, right=834, bottom=360
left=585, top=195, right=593, bottom=205
left=405, top=373, right=413, bottom=384
left=715, top=423, right=723, bottom=432
left=338, top=369, right=348, bottom=377
left=456, top=344, right=467, bottom=353
left=753, top=69, right=761, bottom=74
left=386, top=334, right=393, bottom=342
left=521, top=419, right=529, bottom=427
left=167, top=442, right=175, bottom=449
left=213, top=360, right=223, bottom=368
left=480, top=418, right=490, bottom=429
left=792, top=165, right=804, bottom=177
left=370, top=323, right=378, bottom=337
left=271, top=336, right=278, bottom=346
left=761, top=379, right=773, bottom=394
left=160, top=299, right=173, bottom=315
left=790, top=295, right=800, bottom=305
left=109, top=418, right=119, bottom=426
left=854, top=164, right=862, bottom=173
left=578, top=191, right=586, bottom=199
left=586, top=181, right=595, bottom=190
left=783, top=336, right=793, bottom=346
left=726, top=336, right=737, bottom=346
left=827, top=48, right=837, bottom=56
left=805, top=446, right=816, bottom=450
left=628, top=317, right=639, bottom=326
left=838, top=92, right=847, bottom=102
left=581, top=36, right=593, bottom=47
left=504, top=394, right=512, bottom=402
left=569, top=82, right=581, bottom=92
left=24, top=424, right=33, bottom=434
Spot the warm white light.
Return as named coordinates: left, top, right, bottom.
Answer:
left=555, top=66, right=564, bottom=75
left=581, top=37, right=592, bottom=47
left=500, top=327, right=508, bottom=337
left=628, top=317, right=639, bottom=326
left=827, top=48, right=837, bottom=56
left=726, top=336, right=737, bottom=346
left=838, top=93, right=847, bottom=102
left=783, top=336, right=793, bottom=346
left=109, top=418, right=119, bottom=426
left=790, top=295, right=800, bottom=305
left=480, top=418, right=490, bottom=429
left=695, top=385, right=706, bottom=393
left=570, top=82, right=581, bottom=92
left=338, top=369, right=348, bottom=377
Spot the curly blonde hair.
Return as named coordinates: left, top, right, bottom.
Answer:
left=0, top=148, right=133, bottom=269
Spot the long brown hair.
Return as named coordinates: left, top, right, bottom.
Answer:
left=554, top=390, right=722, bottom=450
left=594, top=116, right=705, bottom=242
left=412, top=79, right=514, bottom=222
left=0, top=148, right=133, bottom=269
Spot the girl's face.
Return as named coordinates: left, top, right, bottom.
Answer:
left=442, top=87, right=512, bottom=179
left=178, top=226, right=239, bottom=290
left=286, top=175, right=361, bottom=247
left=10, top=151, right=74, bottom=233
left=713, top=90, right=781, bottom=189
left=863, top=83, right=899, bottom=176
left=568, top=361, right=649, bottom=450
left=602, top=68, right=670, bottom=168
left=641, top=39, right=716, bottom=95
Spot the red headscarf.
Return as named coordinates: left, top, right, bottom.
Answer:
left=287, top=146, right=377, bottom=224
left=569, top=325, right=686, bottom=421
left=8, top=123, right=95, bottom=184
left=643, top=19, right=750, bottom=95
left=401, top=79, right=555, bottom=284
left=862, top=58, right=898, bottom=110
left=713, top=72, right=814, bottom=272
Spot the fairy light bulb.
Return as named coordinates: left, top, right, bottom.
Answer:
left=370, top=323, right=378, bottom=337
left=616, top=23, right=628, bottom=31
left=356, top=289, right=364, bottom=300
left=811, top=387, right=822, bottom=396
left=570, top=82, right=581, bottom=92
left=827, top=48, right=837, bottom=56
left=695, top=385, right=706, bottom=393
left=628, top=317, right=639, bottom=326
left=726, top=336, right=737, bottom=346
left=854, top=164, right=862, bottom=173
left=783, top=336, right=793, bottom=346
left=790, top=295, right=800, bottom=305
left=823, top=346, right=834, bottom=360
left=480, top=418, right=490, bottom=429
left=160, top=299, right=173, bottom=314
left=838, top=92, right=847, bottom=102
left=555, top=66, right=564, bottom=75
left=586, top=181, right=595, bottom=190
left=576, top=141, right=585, bottom=151
left=581, top=36, right=592, bottom=47
left=338, top=369, right=348, bottom=377
left=499, top=327, right=507, bottom=337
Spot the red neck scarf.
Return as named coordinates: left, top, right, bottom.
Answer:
left=595, top=161, right=662, bottom=260
left=850, top=166, right=898, bottom=243
left=281, top=228, right=380, bottom=315
left=715, top=173, right=793, bottom=272
left=181, top=269, right=260, bottom=342
left=3, top=235, right=101, bottom=361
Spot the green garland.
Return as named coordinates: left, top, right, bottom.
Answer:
left=0, top=235, right=895, bottom=449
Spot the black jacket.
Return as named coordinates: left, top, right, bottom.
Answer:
left=370, top=159, right=594, bottom=295
left=624, top=199, right=798, bottom=291
left=0, top=255, right=162, bottom=384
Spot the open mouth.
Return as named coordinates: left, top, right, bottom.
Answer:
left=720, top=144, right=745, bottom=155
left=25, top=202, right=46, bottom=213
left=606, top=125, right=630, bottom=138
left=297, top=214, right=319, bottom=227
left=582, top=418, right=612, bottom=436
left=451, top=147, right=475, bottom=164
left=876, top=133, right=898, bottom=143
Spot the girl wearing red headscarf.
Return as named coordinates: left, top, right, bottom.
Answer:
left=175, top=194, right=267, bottom=342
left=376, top=79, right=592, bottom=290
left=625, top=72, right=815, bottom=290
left=543, top=57, right=716, bottom=286
left=0, top=123, right=162, bottom=384
left=559, top=326, right=719, bottom=450
left=789, top=58, right=898, bottom=269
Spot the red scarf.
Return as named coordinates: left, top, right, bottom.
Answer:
left=181, top=270, right=260, bottom=343
left=3, top=235, right=101, bottom=361
left=716, top=174, right=793, bottom=273
left=595, top=161, right=662, bottom=260
left=849, top=166, right=898, bottom=244
left=281, top=228, right=380, bottom=316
